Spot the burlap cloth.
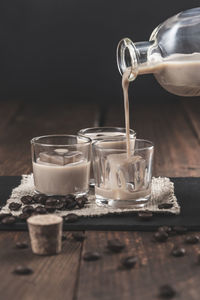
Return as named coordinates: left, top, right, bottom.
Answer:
left=1, top=175, right=180, bottom=216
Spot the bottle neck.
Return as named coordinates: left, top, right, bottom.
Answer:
left=117, top=38, right=154, bottom=81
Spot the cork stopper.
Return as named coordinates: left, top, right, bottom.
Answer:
left=27, top=214, right=63, bottom=255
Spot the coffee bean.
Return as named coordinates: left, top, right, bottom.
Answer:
left=2, top=216, right=16, bottom=225
left=45, top=205, right=56, bottom=213
left=121, top=256, right=137, bottom=269
left=21, top=195, right=34, bottom=205
left=83, top=252, right=101, bottom=261
left=64, top=213, right=79, bottom=223
left=77, top=195, right=88, bottom=202
left=62, top=195, right=76, bottom=209
left=185, top=235, right=199, bottom=244
left=9, top=202, right=22, bottom=211
left=59, top=198, right=68, bottom=208
left=65, top=194, right=76, bottom=201
left=22, top=206, right=35, bottom=214
left=158, top=226, right=172, bottom=234
left=76, top=197, right=87, bottom=208
left=0, top=213, right=11, bottom=221
left=16, top=241, right=28, bottom=249
left=59, top=196, right=67, bottom=203
left=72, top=232, right=86, bottom=241
left=158, top=203, right=173, bottom=209
left=62, top=235, right=67, bottom=241
left=171, top=246, right=186, bottom=257
left=46, top=198, right=65, bottom=210
left=35, top=206, right=47, bottom=214
left=46, top=198, right=59, bottom=206
left=173, top=226, right=188, bottom=235
left=60, top=196, right=78, bottom=210
left=154, top=231, right=168, bottom=242
left=33, top=194, right=48, bottom=205
left=138, top=211, right=153, bottom=221
left=13, top=265, right=33, bottom=275
left=18, top=213, right=30, bottom=221
left=55, top=202, right=65, bottom=210
left=107, top=239, right=125, bottom=253
left=159, top=284, right=176, bottom=298
left=66, top=199, right=77, bottom=210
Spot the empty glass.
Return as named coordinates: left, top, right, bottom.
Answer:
left=93, top=138, right=154, bottom=208
left=78, top=127, right=136, bottom=186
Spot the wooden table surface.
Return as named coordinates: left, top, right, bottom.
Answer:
left=1, top=98, right=200, bottom=300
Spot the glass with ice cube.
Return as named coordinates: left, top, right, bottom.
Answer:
left=31, top=135, right=91, bottom=196
left=78, top=127, right=136, bottom=186
left=93, top=138, right=154, bottom=208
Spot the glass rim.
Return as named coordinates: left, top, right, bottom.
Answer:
left=30, top=134, right=91, bottom=147
left=94, top=138, right=154, bottom=151
left=78, top=126, right=136, bottom=136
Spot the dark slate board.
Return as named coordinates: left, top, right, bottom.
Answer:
left=0, top=176, right=200, bottom=231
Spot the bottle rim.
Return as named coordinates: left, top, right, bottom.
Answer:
left=116, top=37, right=139, bottom=81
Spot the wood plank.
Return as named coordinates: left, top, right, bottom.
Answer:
left=77, top=231, right=200, bottom=300
left=0, top=231, right=82, bottom=300
left=103, top=99, right=200, bottom=177
left=0, top=100, right=99, bottom=175
left=182, top=99, right=200, bottom=142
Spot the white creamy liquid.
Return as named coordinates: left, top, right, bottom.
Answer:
left=139, top=53, right=200, bottom=96
left=122, top=68, right=132, bottom=158
left=33, top=159, right=90, bottom=196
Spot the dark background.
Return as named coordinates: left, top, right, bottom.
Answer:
left=0, top=0, right=199, bottom=103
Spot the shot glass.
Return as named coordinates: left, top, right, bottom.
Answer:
left=78, top=127, right=136, bottom=186
left=31, top=135, right=91, bottom=196
left=93, top=138, right=154, bottom=208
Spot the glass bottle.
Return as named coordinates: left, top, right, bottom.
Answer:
left=117, top=7, right=200, bottom=96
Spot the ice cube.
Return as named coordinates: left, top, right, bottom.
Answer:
left=106, top=153, right=129, bottom=190
left=106, top=153, right=146, bottom=191
left=124, top=155, right=146, bottom=191
left=39, top=152, right=54, bottom=163
left=125, top=155, right=146, bottom=190
left=54, top=149, right=69, bottom=155
left=39, top=150, right=83, bottom=166
left=49, top=155, right=66, bottom=165
left=63, top=151, right=83, bottom=164
left=39, top=151, right=66, bottom=165
left=126, top=182, right=135, bottom=192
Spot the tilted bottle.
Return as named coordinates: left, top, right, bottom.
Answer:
left=117, top=7, right=200, bottom=96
